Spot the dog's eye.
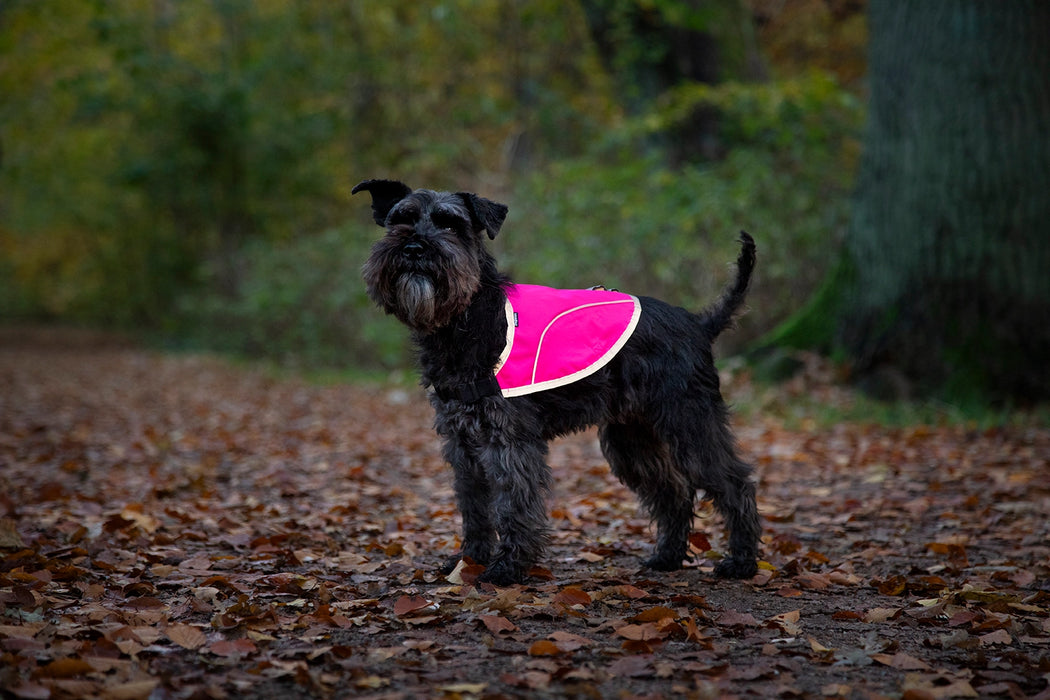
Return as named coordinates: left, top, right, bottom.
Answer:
left=388, top=209, right=418, bottom=226
left=432, top=213, right=464, bottom=233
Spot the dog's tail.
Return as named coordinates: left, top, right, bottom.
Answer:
left=701, top=232, right=756, bottom=337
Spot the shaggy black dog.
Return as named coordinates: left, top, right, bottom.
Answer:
left=355, top=179, right=760, bottom=585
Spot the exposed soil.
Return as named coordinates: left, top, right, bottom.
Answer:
left=1, top=328, right=1048, bottom=699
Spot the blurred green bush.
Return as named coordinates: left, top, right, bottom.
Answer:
left=167, top=71, right=860, bottom=369
left=507, top=72, right=861, bottom=346
left=168, top=226, right=405, bottom=370
left=1, top=2, right=863, bottom=371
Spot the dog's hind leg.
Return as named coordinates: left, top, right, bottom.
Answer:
left=680, top=407, right=761, bottom=579
left=600, top=420, right=694, bottom=571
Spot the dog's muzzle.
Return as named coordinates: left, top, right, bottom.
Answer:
left=402, top=241, right=425, bottom=262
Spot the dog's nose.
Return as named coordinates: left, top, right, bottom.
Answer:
left=402, top=241, right=425, bottom=260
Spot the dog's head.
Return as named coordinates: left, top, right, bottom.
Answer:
left=353, top=179, right=508, bottom=333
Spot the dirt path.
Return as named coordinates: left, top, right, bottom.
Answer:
left=1, top=328, right=1048, bottom=699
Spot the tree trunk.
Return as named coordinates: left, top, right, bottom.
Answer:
left=830, top=0, right=1050, bottom=403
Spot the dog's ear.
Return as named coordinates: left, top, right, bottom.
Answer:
left=352, top=179, right=412, bottom=226
left=457, top=193, right=508, bottom=240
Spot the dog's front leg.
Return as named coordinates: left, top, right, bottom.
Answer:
left=436, top=431, right=497, bottom=575
left=474, top=431, right=552, bottom=585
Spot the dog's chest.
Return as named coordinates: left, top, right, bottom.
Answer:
left=494, top=284, right=640, bottom=397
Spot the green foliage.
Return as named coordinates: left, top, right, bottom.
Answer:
left=759, top=254, right=856, bottom=354
left=171, top=63, right=863, bottom=371
left=2, top=1, right=863, bottom=372
left=170, top=225, right=405, bottom=369
left=505, top=72, right=862, bottom=347
left=736, top=366, right=1050, bottom=431
left=1, top=0, right=614, bottom=325
left=655, top=70, right=861, bottom=155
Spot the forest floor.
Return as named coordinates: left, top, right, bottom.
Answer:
left=1, top=327, right=1048, bottom=700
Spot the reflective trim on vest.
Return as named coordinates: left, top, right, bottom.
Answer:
left=494, top=284, right=641, bottom=397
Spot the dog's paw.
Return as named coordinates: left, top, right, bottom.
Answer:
left=438, top=549, right=492, bottom=576
left=643, top=552, right=685, bottom=571
left=713, top=556, right=758, bottom=579
left=437, top=554, right=466, bottom=576
left=476, top=557, right=525, bottom=586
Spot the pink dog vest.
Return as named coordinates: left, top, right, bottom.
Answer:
left=494, top=284, right=641, bottom=397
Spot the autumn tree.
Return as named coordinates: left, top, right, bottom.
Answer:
left=777, top=0, right=1050, bottom=403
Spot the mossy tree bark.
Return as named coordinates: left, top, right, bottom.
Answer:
left=779, top=0, right=1050, bottom=403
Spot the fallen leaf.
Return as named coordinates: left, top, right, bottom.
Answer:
left=393, top=595, right=434, bottom=616
left=478, top=614, right=517, bottom=635
left=616, top=623, right=664, bottom=641
left=34, top=658, right=95, bottom=678
left=102, top=680, right=160, bottom=700
left=209, top=638, right=257, bottom=657
left=769, top=609, right=801, bottom=623
left=439, top=683, right=487, bottom=694
left=502, top=671, right=552, bottom=689
left=902, top=674, right=978, bottom=699
left=822, top=683, right=852, bottom=697
left=445, top=559, right=485, bottom=585
left=828, top=570, right=862, bottom=586
left=863, top=607, right=901, bottom=623
left=527, top=640, right=561, bottom=656
left=547, top=631, right=593, bottom=651
left=621, top=639, right=660, bottom=653
left=978, top=629, right=1012, bottom=646
left=607, top=585, right=649, bottom=599
left=871, top=653, right=931, bottom=670
left=527, top=566, right=554, bottom=581
left=606, top=655, right=654, bottom=678
left=872, top=575, right=908, bottom=596
left=796, top=572, right=831, bottom=590
left=355, top=676, right=387, bottom=690
left=120, top=504, right=159, bottom=533
left=167, top=623, right=207, bottom=650
left=717, top=610, right=760, bottom=627
left=831, top=610, right=863, bottom=621
left=689, top=532, right=712, bottom=552
left=808, top=636, right=833, bottom=653
left=683, top=616, right=710, bottom=645
left=553, top=586, right=591, bottom=607
left=0, top=518, right=25, bottom=548
left=768, top=610, right=802, bottom=635
left=629, top=606, right=677, bottom=623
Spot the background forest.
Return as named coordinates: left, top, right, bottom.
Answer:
left=3, top=6, right=1049, bottom=698
left=0, top=0, right=866, bottom=371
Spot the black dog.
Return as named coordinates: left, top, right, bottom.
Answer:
left=354, top=179, right=760, bottom=585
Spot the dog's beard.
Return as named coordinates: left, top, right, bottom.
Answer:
left=363, top=235, right=482, bottom=333
left=394, top=274, right=439, bottom=331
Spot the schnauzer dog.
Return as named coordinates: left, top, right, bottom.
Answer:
left=354, top=178, right=760, bottom=586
